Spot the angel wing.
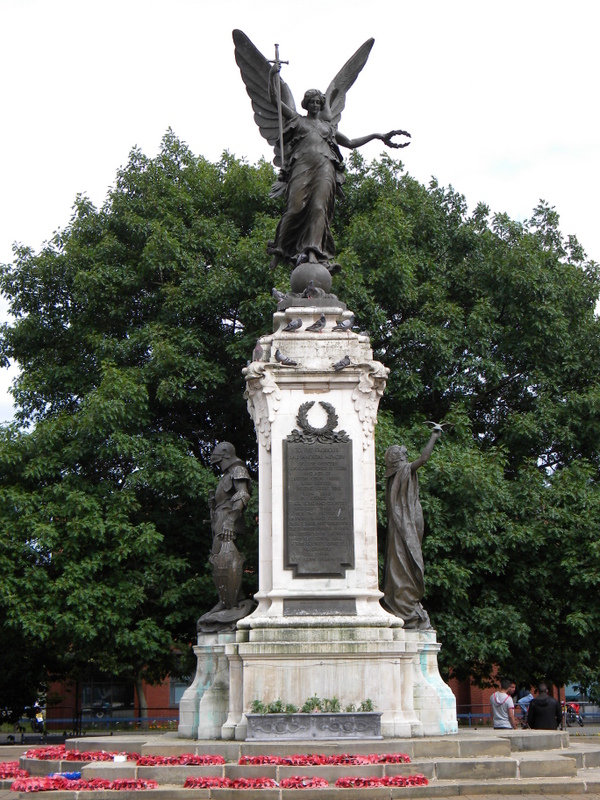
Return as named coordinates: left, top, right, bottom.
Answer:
left=232, top=29, right=296, bottom=167
left=324, top=38, right=374, bottom=127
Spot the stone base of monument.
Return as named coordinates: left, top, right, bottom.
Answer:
left=410, top=628, right=459, bottom=736
left=231, top=618, right=457, bottom=741
left=179, top=621, right=457, bottom=740
left=178, top=631, right=236, bottom=740
left=180, top=303, right=458, bottom=741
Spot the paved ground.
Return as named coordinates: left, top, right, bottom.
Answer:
left=3, top=725, right=599, bottom=746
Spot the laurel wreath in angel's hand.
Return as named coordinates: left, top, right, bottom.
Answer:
left=424, top=421, right=453, bottom=435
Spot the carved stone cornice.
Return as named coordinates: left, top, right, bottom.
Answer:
left=243, top=364, right=281, bottom=451
left=351, top=362, right=389, bottom=449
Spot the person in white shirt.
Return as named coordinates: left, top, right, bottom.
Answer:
left=490, top=679, right=518, bottom=729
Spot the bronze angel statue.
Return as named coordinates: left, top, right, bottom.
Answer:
left=233, top=30, right=410, bottom=279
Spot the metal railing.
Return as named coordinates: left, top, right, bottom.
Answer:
left=456, top=703, right=492, bottom=726
left=456, top=701, right=600, bottom=727
left=43, top=707, right=180, bottom=737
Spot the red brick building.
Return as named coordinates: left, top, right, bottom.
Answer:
left=45, top=676, right=189, bottom=733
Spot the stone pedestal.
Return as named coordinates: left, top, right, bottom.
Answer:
left=178, top=631, right=235, bottom=739
left=179, top=302, right=458, bottom=739
left=237, top=304, right=457, bottom=739
left=409, top=629, right=459, bottom=736
left=243, top=306, right=388, bottom=622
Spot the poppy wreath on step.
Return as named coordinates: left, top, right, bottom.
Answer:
left=136, top=754, right=225, bottom=765
left=279, top=776, right=329, bottom=788
left=0, top=762, right=29, bottom=779
left=238, top=752, right=410, bottom=765
left=25, top=746, right=141, bottom=763
left=11, top=776, right=159, bottom=792
left=335, top=774, right=429, bottom=788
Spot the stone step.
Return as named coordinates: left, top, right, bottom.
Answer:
left=8, top=775, right=600, bottom=798
left=569, top=741, right=600, bottom=768
left=74, top=751, right=578, bottom=783
left=62, top=730, right=569, bottom=758
left=7, top=770, right=600, bottom=798
left=8, top=733, right=600, bottom=798
left=517, top=750, right=578, bottom=778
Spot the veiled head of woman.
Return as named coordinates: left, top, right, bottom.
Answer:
left=385, top=445, right=409, bottom=476
left=301, top=89, right=326, bottom=111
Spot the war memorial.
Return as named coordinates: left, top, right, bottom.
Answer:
left=9, top=29, right=600, bottom=800
left=178, top=29, right=458, bottom=742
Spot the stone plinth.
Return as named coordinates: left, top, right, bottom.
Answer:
left=243, top=307, right=388, bottom=623
left=179, top=303, right=458, bottom=740
left=178, top=631, right=235, bottom=739
left=238, top=305, right=456, bottom=740
left=234, top=618, right=422, bottom=739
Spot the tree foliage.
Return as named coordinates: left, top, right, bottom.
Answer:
left=1, top=133, right=599, bottom=697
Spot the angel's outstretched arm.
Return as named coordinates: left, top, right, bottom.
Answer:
left=336, top=129, right=411, bottom=149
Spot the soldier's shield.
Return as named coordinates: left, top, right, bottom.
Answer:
left=210, top=540, right=244, bottom=608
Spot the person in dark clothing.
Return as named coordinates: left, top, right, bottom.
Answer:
left=527, top=683, right=562, bottom=730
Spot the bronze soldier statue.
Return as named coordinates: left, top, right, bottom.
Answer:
left=197, top=442, right=255, bottom=632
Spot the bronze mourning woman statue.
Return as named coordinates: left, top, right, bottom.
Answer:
left=233, top=30, right=410, bottom=291
left=381, top=423, right=448, bottom=630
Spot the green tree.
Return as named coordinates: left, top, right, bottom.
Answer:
left=1, top=136, right=599, bottom=698
left=0, top=134, right=275, bottom=705
left=339, top=154, right=600, bottom=687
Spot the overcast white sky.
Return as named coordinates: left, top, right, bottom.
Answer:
left=1, top=0, right=599, bottom=423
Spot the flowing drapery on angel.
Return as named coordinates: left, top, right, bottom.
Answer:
left=233, top=30, right=410, bottom=273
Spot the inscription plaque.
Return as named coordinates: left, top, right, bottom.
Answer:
left=283, top=402, right=354, bottom=577
left=284, top=598, right=357, bottom=616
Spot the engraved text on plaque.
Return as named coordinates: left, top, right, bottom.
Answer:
left=283, top=402, right=354, bottom=577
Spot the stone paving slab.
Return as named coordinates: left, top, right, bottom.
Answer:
left=517, top=753, right=578, bottom=778
left=141, top=742, right=241, bottom=761
left=460, top=739, right=513, bottom=758
left=429, top=780, right=586, bottom=795
left=65, top=737, right=152, bottom=753
left=436, top=758, right=518, bottom=781
left=569, top=745, right=600, bottom=769
left=580, top=767, right=600, bottom=785
left=493, top=733, right=570, bottom=752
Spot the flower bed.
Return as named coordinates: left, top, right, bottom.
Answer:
left=0, top=762, right=29, bottom=780
left=238, top=752, right=410, bottom=765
